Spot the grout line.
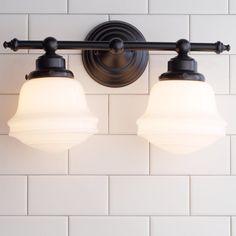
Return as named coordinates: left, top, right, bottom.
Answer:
left=0, top=173, right=235, bottom=176
left=148, top=142, right=151, bottom=175
left=189, top=176, right=191, bottom=216
left=229, top=55, right=231, bottom=94
left=108, top=14, right=111, bottom=21
left=108, top=176, right=110, bottom=215
left=27, top=14, right=29, bottom=40
left=1, top=92, right=235, bottom=96
left=149, top=216, right=151, bottom=236
left=0, top=133, right=144, bottom=136
left=231, top=216, right=233, bottom=236
left=67, top=150, right=70, bottom=175
left=148, top=58, right=151, bottom=93
left=67, top=216, right=70, bottom=236
left=1, top=13, right=236, bottom=16
left=189, top=15, right=191, bottom=41
left=1, top=133, right=229, bottom=137
left=228, top=0, right=230, bottom=14
left=67, top=54, right=69, bottom=70
left=230, top=216, right=232, bottom=236
left=67, top=0, right=69, bottom=14
left=147, top=0, right=150, bottom=14
left=1, top=214, right=235, bottom=217
left=108, top=95, right=110, bottom=134
left=27, top=14, right=30, bottom=54
left=230, top=136, right=232, bottom=175
left=26, top=176, right=29, bottom=215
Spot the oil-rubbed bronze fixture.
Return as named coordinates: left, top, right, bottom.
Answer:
left=4, top=21, right=230, bottom=154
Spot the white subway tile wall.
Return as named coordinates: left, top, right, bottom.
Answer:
left=0, top=0, right=234, bottom=235
left=0, top=176, right=27, bottom=215
left=70, top=216, right=149, bottom=236
left=149, top=0, right=228, bottom=14
left=86, top=95, right=109, bottom=134
left=0, top=95, right=18, bottom=134
left=0, top=15, right=28, bottom=53
left=110, top=15, right=189, bottom=42
left=69, top=0, right=148, bottom=13
left=151, top=217, right=230, bottom=236
left=0, top=55, right=36, bottom=93
left=110, top=176, right=189, bottom=215
left=0, top=136, right=68, bottom=175
left=109, top=95, right=149, bottom=134
left=28, top=176, right=108, bottom=215
left=150, top=137, right=230, bottom=175
left=0, top=0, right=67, bottom=13
left=69, top=135, right=149, bottom=174
left=0, top=217, right=67, bottom=236
left=191, top=176, right=236, bottom=215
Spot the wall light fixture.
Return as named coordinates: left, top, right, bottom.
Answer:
left=4, top=21, right=230, bottom=154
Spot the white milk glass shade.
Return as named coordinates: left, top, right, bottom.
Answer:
left=8, top=77, right=98, bottom=152
left=137, top=80, right=226, bottom=154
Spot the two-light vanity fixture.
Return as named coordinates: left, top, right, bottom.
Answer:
left=4, top=21, right=230, bottom=154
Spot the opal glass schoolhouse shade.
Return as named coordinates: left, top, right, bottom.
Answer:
left=137, top=80, right=226, bottom=154
left=8, top=77, right=98, bottom=152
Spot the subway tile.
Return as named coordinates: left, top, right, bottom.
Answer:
left=195, top=55, right=229, bottom=94
left=151, top=217, right=230, bottom=236
left=0, top=95, right=18, bottom=134
left=29, top=15, right=108, bottom=41
left=216, top=95, right=236, bottom=134
left=70, top=216, right=149, bottom=236
left=69, top=55, right=149, bottom=94
left=69, top=0, right=147, bottom=13
left=0, top=0, right=66, bottom=13
left=110, top=176, right=189, bottom=215
left=230, top=136, right=236, bottom=175
left=149, top=54, right=173, bottom=88
left=86, top=95, right=108, bottom=134
left=0, top=55, right=36, bottom=94
left=109, top=95, right=148, bottom=134
left=191, top=16, right=236, bottom=54
left=191, top=176, right=236, bottom=215
left=29, top=176, right=108, bottom=215
left=150, top=55, right=229, bottom=94
left=230, top=56, right=236, bottom=93
left=0, top=136, right=67, bottom=174
left=230, top=0, right=236, bottom=13
left=0, top=216, right=67, bottom=236
left=151, top=137, right=230, bottom=175
left=0, top=176, right=26, bottom=215
left=0, top=15, right=28, bottom=53
left=150, top=0, right=227, bottom=14
left=110, top=15, right=189, bottom=42
left=70, top=135, right=149, bottom=174
left=232, top=217, right=236, bottom=236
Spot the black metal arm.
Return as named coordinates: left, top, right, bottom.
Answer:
left=3, top=37, right=230, bottom=54
left=2, top=20, right=231, bottom=88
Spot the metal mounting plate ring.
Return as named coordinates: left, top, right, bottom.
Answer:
left=82, top=21, right=149, bottom=88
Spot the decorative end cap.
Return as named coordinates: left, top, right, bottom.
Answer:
left=3, top=41, right=10, bottom=48
left=3, top=38, right=18, bottom=51
left=215, top=41, right=231, bottom=54
left=225, top=44, right=230, bottom=51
